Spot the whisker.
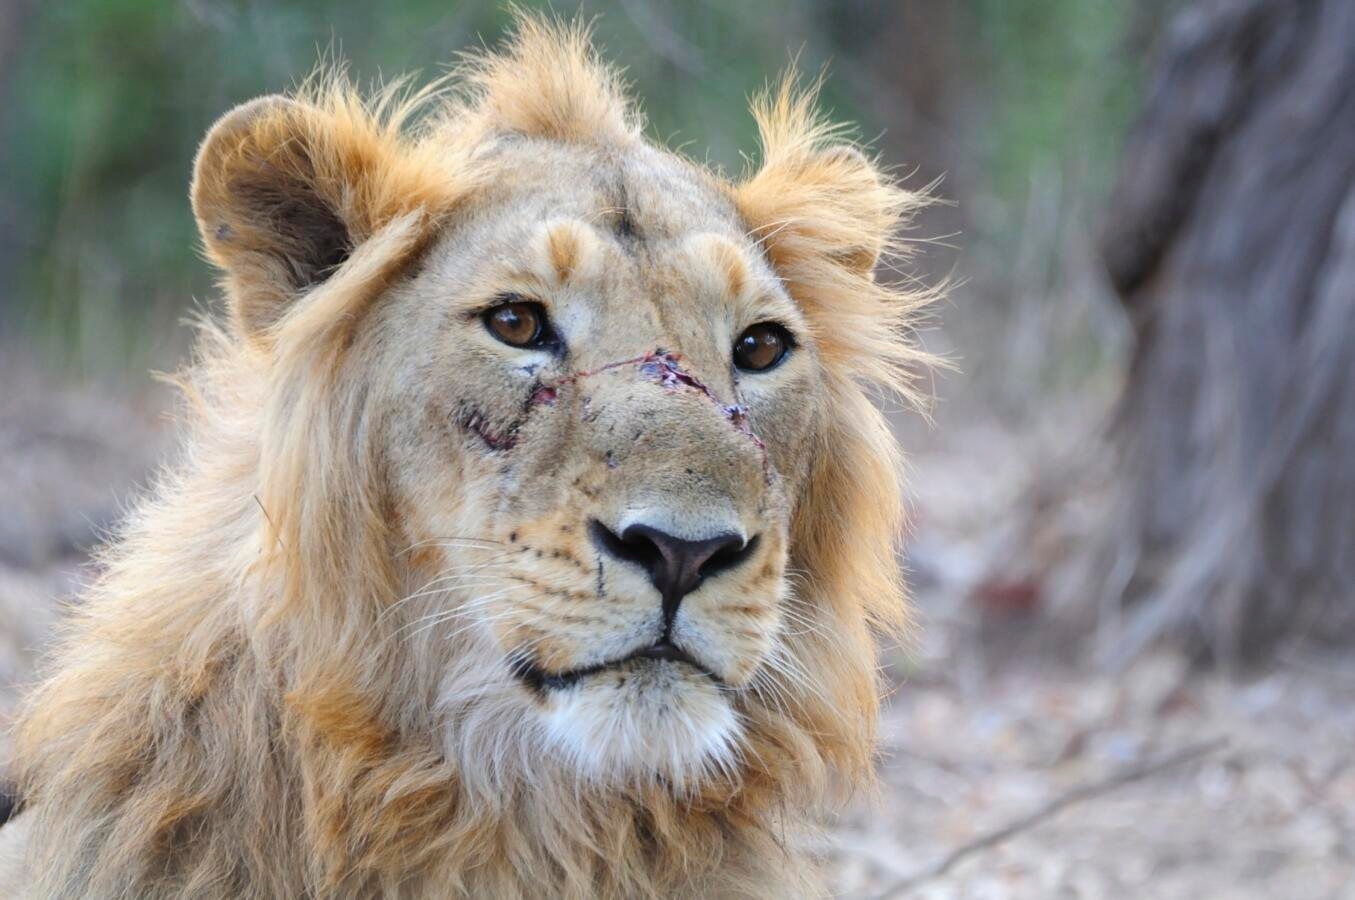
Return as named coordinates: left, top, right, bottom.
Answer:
left=396, top=535, right=508, bottom=556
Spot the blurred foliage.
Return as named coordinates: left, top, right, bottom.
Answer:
left=970, top=0, right=1144, bottom=205
left=0, top=0, right=1161, bottom=375
left=944, top=0, right=1170, bottom=408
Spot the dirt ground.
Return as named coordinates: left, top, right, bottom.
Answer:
left=1, top=357, right=1351, bottom=898
left=826, top=646, right=1355, bottom=899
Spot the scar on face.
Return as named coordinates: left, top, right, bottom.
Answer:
left=466, top=350, right=769, bottom=483
left=465, top=233, right=769, bottom=469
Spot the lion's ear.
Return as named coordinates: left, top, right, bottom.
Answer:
left=191, top=95, right=401, bottom=339
left=736, top=80, right=934, bottom=395
left=737, top=142, right=893, bottom=279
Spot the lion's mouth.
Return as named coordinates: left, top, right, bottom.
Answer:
left=511, top=641, right=720, bottom=691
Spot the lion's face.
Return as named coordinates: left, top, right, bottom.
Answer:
left=190, top=26, right=921, bottom=804
left=377, top=141, right=822, bottom=783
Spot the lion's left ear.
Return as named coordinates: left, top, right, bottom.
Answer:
left=736, top=142, right=893, bottom=279
left=735, top=81, right=935, bottom=395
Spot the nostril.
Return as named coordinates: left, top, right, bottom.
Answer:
left=698, top=533, right=759, bottom=581
left=588, top=519, right=662, bottom=570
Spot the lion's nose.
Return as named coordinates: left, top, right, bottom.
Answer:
left=589, top=520, right=757, bottom=627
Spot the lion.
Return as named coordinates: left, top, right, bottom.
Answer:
left=0, top=14, right=933, bottom=898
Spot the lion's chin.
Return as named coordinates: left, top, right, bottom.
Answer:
left=540, top=660, right=741, bottom=790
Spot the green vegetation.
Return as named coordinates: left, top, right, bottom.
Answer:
left=971, top=0, right=1145, bottom=204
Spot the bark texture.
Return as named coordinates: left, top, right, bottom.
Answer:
left=1102, top=0, right=1355, bottom=661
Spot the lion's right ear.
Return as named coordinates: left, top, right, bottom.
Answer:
left=192, top=96, right=359, bottom=337
left=192, top=92, right=451, bottom=340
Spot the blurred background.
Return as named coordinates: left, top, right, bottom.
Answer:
left=1, top=1, right=1352, bottom=897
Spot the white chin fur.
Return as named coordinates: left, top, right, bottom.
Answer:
left=542, top=662, right=741, bottom=791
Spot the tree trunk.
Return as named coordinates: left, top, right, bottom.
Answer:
left=1100, top=0, right=1355, bottom=663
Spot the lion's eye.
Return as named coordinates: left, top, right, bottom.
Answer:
left=484, top=300, right=554, bottom=349
left=733, top=323, right=792, bottom=372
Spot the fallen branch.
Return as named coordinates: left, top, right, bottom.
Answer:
left=872, top=737, right=1228, bottom=898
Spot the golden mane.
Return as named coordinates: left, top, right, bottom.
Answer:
left=8, top=13, right=934, bottom=898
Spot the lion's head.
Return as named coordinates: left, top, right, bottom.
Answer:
left=10, top=15, right=932, bottom=898
left=188, top=18, right=927, bottom=796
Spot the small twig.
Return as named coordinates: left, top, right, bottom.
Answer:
left=872, top=737, right=1228, bottom=898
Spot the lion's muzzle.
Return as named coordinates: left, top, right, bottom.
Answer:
left=588, top=520, right=756, bottom=629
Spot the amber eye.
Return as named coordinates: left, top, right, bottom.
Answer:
left=733, top=323, right=792, bottom=372
left=483, top=300, right=554, bottom=349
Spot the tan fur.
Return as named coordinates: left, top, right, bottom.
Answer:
left=7, top=13, right=935, bottom=899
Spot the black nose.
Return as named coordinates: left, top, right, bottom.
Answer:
left=590, top=521, right=757, bottom=627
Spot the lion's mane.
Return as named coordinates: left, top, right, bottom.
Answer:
left=8, top=15, right=933, bottom=899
